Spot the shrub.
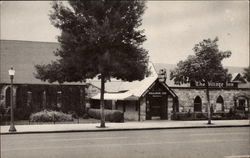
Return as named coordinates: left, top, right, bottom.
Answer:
left=30, top=110, right=73, bottom=122
left=88, top=108, right=124, bottom=122
left=82, top=113, right=89, bottom=119
left=173, top=112, right=207, bottom=120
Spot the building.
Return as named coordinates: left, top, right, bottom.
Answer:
left=0, top=40, right=99, bottom=119
left=90, top=64, right=178, bottom=121
left=1, top=40, right=249, bottom=121
left=90, top=64, right=250, bottom=121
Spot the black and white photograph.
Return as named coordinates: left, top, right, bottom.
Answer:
left=0, top=1, right=249, bottom=158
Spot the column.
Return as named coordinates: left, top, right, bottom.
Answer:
left=57, top=91, right=62, bottom=110
left=42, top=90, right=46, bottom=109
left=112, top=100, right=116, bottom=110
left=27, top=91, right=32, bottom=107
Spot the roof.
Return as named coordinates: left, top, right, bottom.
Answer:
left=1, top=40, right=247, bottom=88
left=231, top=73, right=247, bottom=83
left=91, top=63, right=158, bottom=100
left=91, top=63, right=179, bottom=100
left=0, top=40, right=85, bottom=85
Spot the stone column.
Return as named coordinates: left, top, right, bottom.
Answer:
left=167, top=96, right=173, bottom=120
left=140, top=97, right=146, bottom=121
left=112, top=100, right=116, bottom=110
left=57, top=91, right=62, bottom=110
left=27, top=91, right=32, bottom=107
left=42, top=90, right=46, bottom=110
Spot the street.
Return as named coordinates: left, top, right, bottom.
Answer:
left=1, top=127, right=249, bottom=158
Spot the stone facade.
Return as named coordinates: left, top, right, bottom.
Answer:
left=172, top=87, right=250, bottom=113
left=139, top=97, right=146, bottom=121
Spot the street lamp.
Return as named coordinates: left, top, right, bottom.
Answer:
left=8, top=66, right=16, bottom=132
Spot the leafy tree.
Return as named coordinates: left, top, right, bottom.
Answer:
left=170, top=37, right=231, bottom=124
left=243, top=66, right=250, bottom=82
left=35, top=1, right=149, bottom=127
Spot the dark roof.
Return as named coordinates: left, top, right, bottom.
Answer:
left=0, top=40, right=83, bottom=85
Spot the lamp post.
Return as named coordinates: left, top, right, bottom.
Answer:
left=8, top=66, right=16, bottom=132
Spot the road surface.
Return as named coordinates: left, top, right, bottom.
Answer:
left=1, top=127, right=249, bottom=158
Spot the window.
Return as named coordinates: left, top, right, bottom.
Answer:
left=215, top=96, right=224, bottom=112
left=194, top=96, right=202, bottom=112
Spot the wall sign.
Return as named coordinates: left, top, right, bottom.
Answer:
left=193, top=81, right=235, bottom=88
left=148, top=92, right=167, bottom=95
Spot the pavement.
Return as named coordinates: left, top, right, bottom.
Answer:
left=0, top=120, right=249, bottom=135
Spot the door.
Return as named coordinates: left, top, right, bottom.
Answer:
left=150, top=96, right=162, bottom=117
left=146, top=95, right=168, bottom=120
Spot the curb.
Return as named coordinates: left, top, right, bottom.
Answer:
left=1, top=124, right=249, bottom=135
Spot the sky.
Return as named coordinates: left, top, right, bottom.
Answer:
left=1, top=1, right=249, bottom=67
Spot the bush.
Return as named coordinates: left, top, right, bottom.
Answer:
left=88, top=108, right=124, bottom=122
left=82, top=113, right=89, bottom=119
left=30, top=110, right=73, bottom=122
left=173, top=112, right=207, bottom=120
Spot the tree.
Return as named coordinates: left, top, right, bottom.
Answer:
left=35, top=1, right=149, bottom=127
left=243, top=66, right=250, bottom=82
left=170, top=37, right=231, bottom=124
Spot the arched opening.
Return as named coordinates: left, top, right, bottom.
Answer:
left=216, top=96, right=224, bottom=112
left=194, top=96, right=202, bottom=112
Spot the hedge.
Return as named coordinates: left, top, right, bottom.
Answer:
left=173, top=112, right=208, bottom=120
left=30, top=110, right=73, bottom=122
left=88, top=108, right=124, bottom=122
left=173, top=111, right=249, bottom=120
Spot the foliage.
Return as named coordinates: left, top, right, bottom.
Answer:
left=173, top=112, right=208, bottom=120
left=170, top=37, right=231, bottom=84
left=30, top=110, right=73, bottom=122
left=34, top=1, right=149, bottom=127
left=243, top=66, right=250, bottom=82
left=88, top=108, right=124, bottom=122
left=34, top=1, right=149, bottom=83
left=170, top=37, right=232, bottom=124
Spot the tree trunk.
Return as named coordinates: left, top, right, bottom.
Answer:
left=100, top=74, right=105, bottom=128
left=205, top=81, right=212, bottom=124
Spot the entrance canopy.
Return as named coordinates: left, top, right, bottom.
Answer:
left=91, top=92, right=139, bottom=101
left=90, top=62, right=178, bottom=101
left=91, top=76, right=157, bottom=101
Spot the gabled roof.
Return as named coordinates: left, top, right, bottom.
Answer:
left=231, top=73, right=247, bottom=83
left=91, top=63, right=158, bottom=100
left=0, top=40, right=85, bottom=85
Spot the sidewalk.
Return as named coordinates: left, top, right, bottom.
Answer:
left=1, top=120, right=249, bottom=135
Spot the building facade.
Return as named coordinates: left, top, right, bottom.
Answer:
left=91, top=64, right=249, bottom=121
left=1, top=40, right=249, bottom=121
left=0, top=40, right=99, bottom=119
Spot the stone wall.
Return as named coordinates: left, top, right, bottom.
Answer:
left=139, top=97, right=146, bottom=121
left=124, top=102, right=138, bottom=121
left=172, top=88, right=249, bottom=113
left=116, top=101, right=139, bottom=121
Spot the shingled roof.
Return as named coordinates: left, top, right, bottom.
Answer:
left=0, top=40, right=84, bottom=85
left=1, top=40, right=247, bottom=88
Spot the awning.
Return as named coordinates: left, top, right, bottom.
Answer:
left=91, top=92, right=139, bottom=101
